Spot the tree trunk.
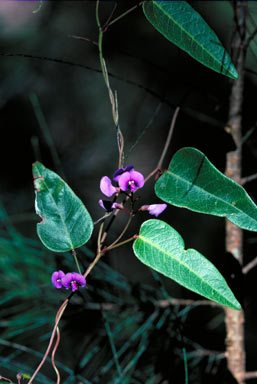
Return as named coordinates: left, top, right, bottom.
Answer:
left=224, top=2, right=247, bottom=383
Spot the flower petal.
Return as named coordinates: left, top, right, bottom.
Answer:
left=100, top=176, right=117, bottom=197
left=129, top=170, right=144, bottom=189
left=72, top=272, right=86, bottom=288
left=51, top=270, right=65, bottom=289
left=62, top=272, right=86, bottom=290
left=148, top=204, right=167, bottom=217
left=71, top=282, right=78, bottom=292
left=118, top=172, right=131, bottom=191
left=62, top=272, right=73, bottom=290
left=99, top=200, right=114, bottom=212
left=113, top=165, right=134, bottom=182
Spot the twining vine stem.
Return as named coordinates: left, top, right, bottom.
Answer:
left=157, top=107, right=180, bottom=171
left=27, top=299, right=69, bottom=384
left=145, top=106, right=180, bottom=183
left=51, top=327, right=61, bottom=384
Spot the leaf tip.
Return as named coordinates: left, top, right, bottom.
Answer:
left=32, top=161, right=42, bottom=170
left=32, top=161, right=44, bottom=179
left=227, top=64, right=239, bottom=80
left=230, top=71, right=239, bottom=80
left=232, top=301, right=242, bottom=311
left=225, top=297, right=242, bottom=310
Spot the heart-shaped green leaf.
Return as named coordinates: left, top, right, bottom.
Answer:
left=33, top=162, right=93, bottom=252
left=133, top=219, right=241, bottom=309
left=143, top=1, right=238, bottom=79
left=155, top=147, right=257, bottom=231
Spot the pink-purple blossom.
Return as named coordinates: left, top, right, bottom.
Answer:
left=140, top=204, right=167, bottom=217
left=51, top=270, right=65, bottom=289
left=52, top=271, right=86, bottom=292
left=118, top=170, right=144, bottom=192
left=113, top=165, right=134, bottom=182
left=99, top=200, right=121, bottom=212
left=62, top=272, right=86, bottom=292
left=99, top=199, right=114, bottom=212
left=100, top=166, right=144, bottom=197
left=100, top=176, right=118, bottom=197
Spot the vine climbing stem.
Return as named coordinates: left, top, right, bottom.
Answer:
left=224, top=2, right=247, bottom=383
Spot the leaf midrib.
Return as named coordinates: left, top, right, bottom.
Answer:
left=152, top=1, right=229, bottom=73
left=138, top=234, right=233, bottom=306
left=165, top=168, right=257, bottom=224
left=36, top=165, right=74, bottom=249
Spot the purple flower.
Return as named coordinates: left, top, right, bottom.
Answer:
left=118, top=170, right=144, bottom=192
left=52, top=270, right=65, bottom=289
left=99, top=199, right=115, bottom=212
left=140, top=204, right=167, bottom=217
left=100, top=176, right=118, bottom=197
left=99, top=200, right=122, bottom=212
left=62, top=272, right=86, bottom=292
left=113, top=165, right=134, bottom=182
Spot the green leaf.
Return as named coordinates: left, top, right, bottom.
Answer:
left=133, top=219, right=241, bottom=309
left=155, top=147, right=257, bottom=231
left=33, top=162, right=93, bottom=252
left=143, top=1, right=238, bottom=79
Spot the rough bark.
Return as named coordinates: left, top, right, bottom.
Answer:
left=224, top=3, right=247, bottom=383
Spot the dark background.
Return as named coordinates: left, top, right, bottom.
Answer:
left=0, top=1, right=257, bottom=383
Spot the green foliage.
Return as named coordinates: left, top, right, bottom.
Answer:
left=0, top=231, right=55, bottom=340
left=133, top=219, right=241, bottom=310
left=33, top=162, right=93, bottom=252
left=143, top=1, right=238, bottom=79
left=155, top=147, right=257, bottom=231
left=0, top=222, right=189, bottom=383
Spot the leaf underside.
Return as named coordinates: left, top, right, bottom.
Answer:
left=33, top=162, right=93, bottom=252
left=155, top=147, right=257, bottom=232
left=133, top=219, right=241, bottom=310
left=143, top=1, right=238, bottom=79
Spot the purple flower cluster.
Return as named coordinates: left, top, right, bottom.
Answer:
left=51, top=270, right=86, bottom=292
left=99, top=165, right=167, bottom=217
left=100, top=165, right=144, bottom=197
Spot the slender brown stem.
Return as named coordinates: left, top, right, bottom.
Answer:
left=158, top=298, right=222, bottom=308
left=106, top=216, right=133, bottom=250
left=144, top=107, right=180, bottom=184
left=157, top=107, right=180, bottom=170
left=69, top=35, right=98, bottom=46
left=28, top=299, right=69, bottom=384
left=244, top=372, right=257, bottom=380
left=96, top=1, right=123, bottom=165
left=106, top=235, right=136, bottom=252
left=94, top=211, right=113, bottom=226
left=106, top=2, right=143, bottom=29
left=97, top=221, right=105, bottom=253
left=118, top=126, right=124, bottom=169
left=0, top=376, right=13, bottom=383
left=244, top=26, right=257, bottom=48
left=102, top=2, right=117, bottom=30
left=83, top=252, right=103, bottom=279
left=242, top=256, right=257, bottom=274
left=80, top=297, right=221, bottom=311
left=51, top=326, right=61, bottom=384
left=240, top=173, right=257, bottom=185
left=144, top=167, right=160, bottom=184
left=71, top=249, right=81, bottom=274
left=85, top=215, right=134, bottom=278
left=99, top=195, right=130, bottom=246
